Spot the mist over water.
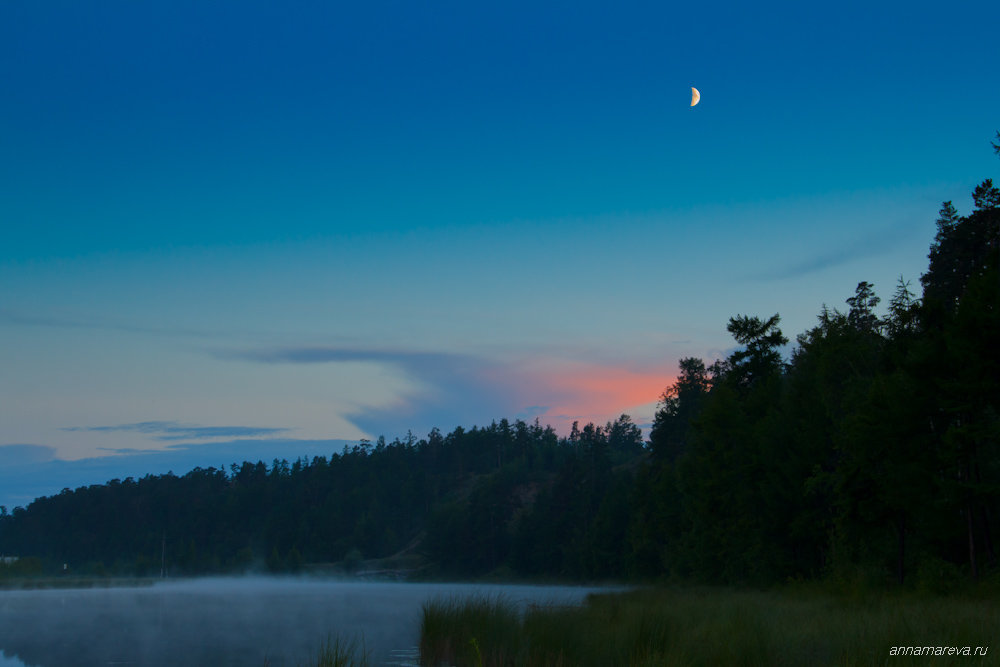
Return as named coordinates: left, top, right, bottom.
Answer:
left=0, top=578, right=604, bottom=666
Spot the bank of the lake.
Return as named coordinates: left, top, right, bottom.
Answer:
left=421, top=585, right=1000, bottom=666
left=0, top=575, right=159, bottom=590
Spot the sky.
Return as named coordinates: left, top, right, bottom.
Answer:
left=1, top=1, right=998, bottom=509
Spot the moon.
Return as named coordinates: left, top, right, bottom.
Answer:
left=690, top=87, right=700, bottom=107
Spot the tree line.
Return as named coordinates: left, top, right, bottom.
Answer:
left=633, top=176, right=999, bottom=586
left=1, top=174, right=997, bottom=588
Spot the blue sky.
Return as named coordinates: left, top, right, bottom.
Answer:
left=1, top=1, right=998, bottom=508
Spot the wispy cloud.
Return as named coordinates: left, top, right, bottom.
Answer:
left=752, top=215, right=923, bottom=281
left=215, top=345, right=515, bottom=436
left=0, top=444, right=57, bottom=467
left=754, top=244, right=882, bottom=281
left=515, top=405, right=550, bottom=421
left=0, top=308, right=217, bottom=338
left=216, top=344, right=674, bottom=439
left=214, top=346, right=480, bottom=375
left=62, top=421, right=290, bottom=442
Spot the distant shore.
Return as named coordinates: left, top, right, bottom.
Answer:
left=0, top=575, right=159, bottom=590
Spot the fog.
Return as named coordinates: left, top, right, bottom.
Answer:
left=0, top=578, right=605, bottom=666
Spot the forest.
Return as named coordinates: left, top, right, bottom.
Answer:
left=1, top=176, right=997, bottom=589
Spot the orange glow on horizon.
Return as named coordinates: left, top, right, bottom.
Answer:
left=514, top=360, right=677, bottom=432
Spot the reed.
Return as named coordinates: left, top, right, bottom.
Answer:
left=421, top=594, right=523, bottom=666
left=303, top=634, right=370, bottom=667
left=419, top=586, right=998, bottom=666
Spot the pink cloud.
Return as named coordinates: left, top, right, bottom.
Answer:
left=506, top=359, right=676, bottom=432
left=221, top=343, right=677, bottom=438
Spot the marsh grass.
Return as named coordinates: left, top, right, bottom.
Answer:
left=278, top=633, right=369, bottom=667
left=420, top=586, right=998, bottom=666
left=313, top=634, right=370, bottom=667
left=421, top=594, right=522, bottom=666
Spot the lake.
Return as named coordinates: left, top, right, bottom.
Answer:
left=0, top=578, right=605, bottom=666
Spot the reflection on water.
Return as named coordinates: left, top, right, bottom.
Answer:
left=0, top=578, right=603, bottom=666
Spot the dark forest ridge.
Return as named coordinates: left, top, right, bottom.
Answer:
left=2, top=176, right=998, bottom=589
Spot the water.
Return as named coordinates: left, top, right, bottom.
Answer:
left=0, top=578, right=604, bottom=666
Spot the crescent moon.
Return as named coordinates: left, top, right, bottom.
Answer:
left=691, top=87, right=700, bottom=107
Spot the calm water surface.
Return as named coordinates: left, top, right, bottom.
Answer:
left=0, top=578, right=606, bottom=666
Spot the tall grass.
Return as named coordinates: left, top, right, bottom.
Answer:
left=312, top=634, right=370, bottom=667
left=275, top=633, right=369, bottom=667
left=421, top=594, right=523, bottom=666
left=420, top=586, right=998, bottom=666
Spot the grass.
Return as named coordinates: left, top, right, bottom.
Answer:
left=263, top=634, right=370, bottom=667
left=419, top=586, right=999, bottom=666
left=310, top=634, right=370, bottom=667
left=421, top=594, right=523, bottom=667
